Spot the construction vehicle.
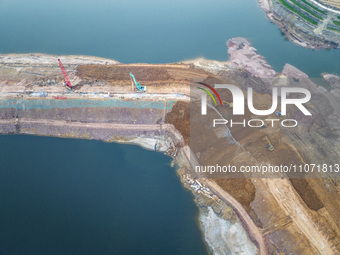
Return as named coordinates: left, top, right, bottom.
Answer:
left=15, top=116, right=19, bottom=132
left=264, top=136, right=274, bottom=151
left=53, top=95, right=67, bottom=100
left=222, top=100, right=233, bottom=108
left=130, top=73, right=146, bottom=92
left=58, top=59, right=72, bottom=90
left=257, top=121, right=267, bottom=128
left=275, top=110, right=286, bottom=119
left=39, top=89, right=48, bottom=97
left=31, top=89, right=48, bottom=97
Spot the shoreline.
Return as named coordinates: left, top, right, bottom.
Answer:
left=257, top=0, right=340, bottom=50
left=0, top=52, right=221, bottom=69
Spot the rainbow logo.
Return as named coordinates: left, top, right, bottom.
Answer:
left=197, top=82, right=223, bottom=106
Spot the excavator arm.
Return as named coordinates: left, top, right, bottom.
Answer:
left=129, top=72, right=146, bottom=92
left=58, top=59, right=72, bottom=89
left=130, top=73, right=141, bottom=89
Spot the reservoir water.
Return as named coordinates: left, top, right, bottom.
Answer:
left=0, top=135, right=208, bottom=254
left=0, top=0, right=339, bottom=77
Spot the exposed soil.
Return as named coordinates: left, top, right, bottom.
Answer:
left=77, top=65, right=172, bottom=81
left=165, top=101, right=190, bottom=145
left=290, top=178, right=324, bottom=211
left=215, top=179, right=256, bottom=213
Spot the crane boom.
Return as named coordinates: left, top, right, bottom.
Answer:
left=129, top=73, right=146, bottom=92
left=58, top=59, right=72, bottom=89
left=130, top=73, right=140, bottom=89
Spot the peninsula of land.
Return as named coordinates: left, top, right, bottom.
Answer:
left=258, top=0, right=340, bottom=49
left=1, top=38, right=340, bottom=254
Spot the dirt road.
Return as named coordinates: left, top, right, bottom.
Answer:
left=262, top=178, right=336, bottom=255
left=204, top=179, right=267, bottom=255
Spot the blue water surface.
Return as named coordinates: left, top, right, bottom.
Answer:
left=0, top=0, right=339, bottom=77
left=0, top=135, right=208, bottom=255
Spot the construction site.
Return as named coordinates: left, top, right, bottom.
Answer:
left=0, top=36, right=340, bottom=254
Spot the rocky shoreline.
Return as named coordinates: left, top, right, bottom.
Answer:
left=258, top=0, right=340, bottom=49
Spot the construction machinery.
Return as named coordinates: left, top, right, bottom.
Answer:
left=53, top=95, right=67, bottom=100
left=275, top=110, right=286, bottom=119
left=222, top=100, right=233, bottom=108
left=15, top=116, right=19, bottom=132
left=31, top=89, right=48, bottom=97
left=130, top=73, right=146, bottom=92
left=257, top=121, right=267, bottom=128
left=39, top=89, right=48, bottom=97
left=58, top=59, right=72, bottom=90
left=264, top=136, right=274, bottom=151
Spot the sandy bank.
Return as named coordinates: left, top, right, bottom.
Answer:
left=0, top=53, right=119, bottom=65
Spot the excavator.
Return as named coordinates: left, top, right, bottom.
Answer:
left=257, top=121, right=267, bottom=128
left=222, top=100, right=233, bottom=108
left=130, top=72, right=146, bottom=92
left=275, top=110, right=286, bottom=120
left=264, top=136, right=274, bottom=151
left=58, top=59, right=72, bottom=90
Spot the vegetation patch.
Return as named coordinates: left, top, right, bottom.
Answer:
left=277, top=0, right=318, bottom=25
left=300, top=0, right=327, bottom=15
left=333, top=20, right=340, bottom=26
left=327, top=26, right=340, bottom=33
left=288, top=0, right=324, bottom=20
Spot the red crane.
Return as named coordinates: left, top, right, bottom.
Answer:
left=58, top=59, right=72, bottom=90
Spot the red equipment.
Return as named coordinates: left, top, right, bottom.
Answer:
left=58, top=59, right=72, bottom=90
left=53, top=95, right=67, bottom=100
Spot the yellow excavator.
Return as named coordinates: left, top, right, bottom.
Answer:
left=223, top=100, right=233, bottom=108
left=257, top=121, right=267, bottom=128
left=264, top=136, right=274, bottom=151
